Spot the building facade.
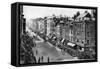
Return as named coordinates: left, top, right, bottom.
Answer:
left=72, top=12, right=96, bottom=51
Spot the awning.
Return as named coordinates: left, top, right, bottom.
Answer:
left=61, top=38, right=65, bottom=43
left=67, top=42, right=76, bottom=47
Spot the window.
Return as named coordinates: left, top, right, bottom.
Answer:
left=77, top=31, right=80, bottom=35
left=76, top=39, right=79, bottom=42
left=81, top=40, right=84, bottom=44
left=74, top=24, right=76, bottom=26
left=87, top=40, right=89, bottom=44
left=87, top=32, right=89, bottom=36
left=71, top=31, right=73, bottom=34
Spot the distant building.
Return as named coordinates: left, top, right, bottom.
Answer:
left=75, top=11, right=92, bottom=21
left=46, top=18, right=52, bottom=36
left=54, top=16, right=73, bottom=42
left=27, top=18, right=39, bottom=32
left=72, top=11, right=95, bottom=51
left=26, top=18, right=45, bottom=33
left=85, top=20, right=95, bottom=50
left=56, top=25, right=60, bottom=38
left=38, top=19, right=45, bottom=33
left=72, top=21, right=86, bottom=47
left=46, top=17, right=55, bottom=36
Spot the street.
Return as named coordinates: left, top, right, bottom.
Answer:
left=31, top=32, right=74, bottom=63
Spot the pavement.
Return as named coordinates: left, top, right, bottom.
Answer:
left=35, top=42, right=74, bottom=63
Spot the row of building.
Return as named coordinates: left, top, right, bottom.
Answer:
left=19, top=4, right=96, bottom=52
left=26, top=11, right=96, bottom=51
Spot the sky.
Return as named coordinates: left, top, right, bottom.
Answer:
left=23, top=5, right=92, bottom=20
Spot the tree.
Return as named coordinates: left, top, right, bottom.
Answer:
left=73, top=15, right=77, bottom=20
left=72, top=11, right=80, bottom=20
left=84, top=11, right=88, bottom=13
left=76, top=11, right=80, bottom=17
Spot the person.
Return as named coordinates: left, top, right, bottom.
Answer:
left=38, top=57, right=40, bottom=63
left=36, top=50, right=38, bottom=55
left=41, top=56, right=43, bottom=62
left=47, top=57, right=50, bottom=63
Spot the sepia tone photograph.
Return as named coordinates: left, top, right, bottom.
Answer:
left=19, top=4, right=97, bottom=65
